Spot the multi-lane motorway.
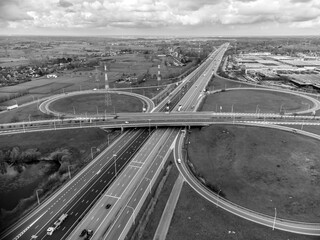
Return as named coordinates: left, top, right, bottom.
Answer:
left=1, top=43, right=229, bottom=240
left=0, top=128, right=152, bottom=240
left=5, top=42, right=317, bottom=240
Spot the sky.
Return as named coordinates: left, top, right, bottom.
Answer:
left=0, top=0, right=320, bottom=36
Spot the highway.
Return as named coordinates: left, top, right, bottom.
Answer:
left=0, top=128, right=151, bottom=240
left=67, top=128, right=177, bottom=240
left=97, top=43, right=230, bottom=239
left=103, top=128, right=180, bottom=240
left=174, top=123, right=320, bottom=236
left=1, top=43, right=231, bottom=240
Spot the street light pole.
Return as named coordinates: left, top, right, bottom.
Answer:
left=96, top=106, right=99, bottom=115
left=255, top=104, right=259, bottom=114
left=68, top=165, right=72, bottom=179
left=127, top=205, right=135, bottom=224
left=36, top=189, right=43, bottom=205
left=145, top=177, right=152, bottom=193
left=73, top=106, right=76, bottom=115
left=91, top=147, right=97, bottom=159
left=148, top=119, right=151, bottom=134
left=216, top=189, right=221, bottom=208
left=279, top=104, right=283, bottom=113
left=272, top=207, right=277, bottom=230
left=28, top=114, right=31, bottom=123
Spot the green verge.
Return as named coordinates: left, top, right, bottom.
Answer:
left=0, top=128, right=119, bottom=231
left=187, top=125, right=320, bottom=222
left=166, top=183, right=318, bottom=240
left=137, top=155, right=179, bottom=240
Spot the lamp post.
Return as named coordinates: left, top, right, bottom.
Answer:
left=68, top=165, right=73, bottom=179
left=279, top=104, right=284, bottom=114
left=216, top=189, right=221, bottom=208
left=255, top=104, right=259, bottom=114
left=72, top=106, right=76, bottom=115
left=148, top=119, right=151, bottom=134
left=31, top=95, right=35, bottom=101
left=127, top=205, right=135, bottom=224
left=272, top=207, right=277, bottom=230
left=91, top=147, right=97, bottom=159
left=113, top=154, right=117, bottom=175
left=28, top=114, right=31, bottom=123
left=14, top=100, right=18, bottom=105
left=145, top=177, right=152, bottom=193
left=96, top=106, right=99, bottom=115
left=231, top=104, right=234, bottom=113
left=36, top=189, right=43, bottom=205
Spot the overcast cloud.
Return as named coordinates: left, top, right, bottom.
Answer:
left=0, top=0, right=319, bottom=35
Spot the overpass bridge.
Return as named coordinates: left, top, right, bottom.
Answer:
left=1, top=112, right=320, bottom=135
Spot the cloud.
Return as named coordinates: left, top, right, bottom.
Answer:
left=58, top=0, right=73, bottom=8
left=1, top=0, right=320, bottom=35
left=290, top=0, right=312, bottom=3
left=0, top=0, right=33, bottom=22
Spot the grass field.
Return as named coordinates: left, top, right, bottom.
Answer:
left=187, top=125, right=320, bottom=222
left=0, top=128, right=118, bottom=228
left=166, top=183, right=318, bottom=240
left=201, top=89, right=313, bottom=113
left=50, top=93, right=143, bottom=114
left=138, top=155, right=179, bottom=240
left=0, top=102, right=52, bottom=124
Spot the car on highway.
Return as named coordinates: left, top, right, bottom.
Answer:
left=125, top=121, right=129, bottom=124
left=85, top=229, right=93, bottom=240
left=80, top=229, right=87, bottom=237
left=105, top=203, right=111, bottom=209
left=177, top=158, right=181, bottom=164
left=93, top=88, right=97, bottom=91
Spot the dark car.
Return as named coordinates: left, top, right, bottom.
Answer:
left=106, top=203, right=111, bottom=209
left=85, top=229, right=94, bottom=240
left=80, top=229, right=87, bottom=237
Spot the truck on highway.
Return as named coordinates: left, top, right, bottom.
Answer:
left=177, top=105, right=182, bottom=112
left=7, top=104, right=18, bottom=111
left=47, top=213, right=68, bottom=235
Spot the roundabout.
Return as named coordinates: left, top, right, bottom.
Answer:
left=39, top=90, right=155, bottom=118
left=204, top=87, right=320, bottom=115
left=175, top=123, right=320, bottom=235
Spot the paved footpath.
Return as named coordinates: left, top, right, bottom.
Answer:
left=153, top=173, right=184, bottom=240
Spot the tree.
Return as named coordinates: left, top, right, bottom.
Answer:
left=9, top=147, right=21, bottom=163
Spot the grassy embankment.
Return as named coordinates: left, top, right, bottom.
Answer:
left=187, top=125, right=320, bottom=222
left=50, top=93, right=143, bottom=115
left=166, top=183, right=318, bottom=240
left=0, top=127, right=119, bottom=231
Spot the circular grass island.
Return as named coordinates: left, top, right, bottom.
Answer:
left=50, top=93, right=144, bottom=115
left=201, top=89, right=315, bottom=114
left=187, top=125, right=320, bottom=222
